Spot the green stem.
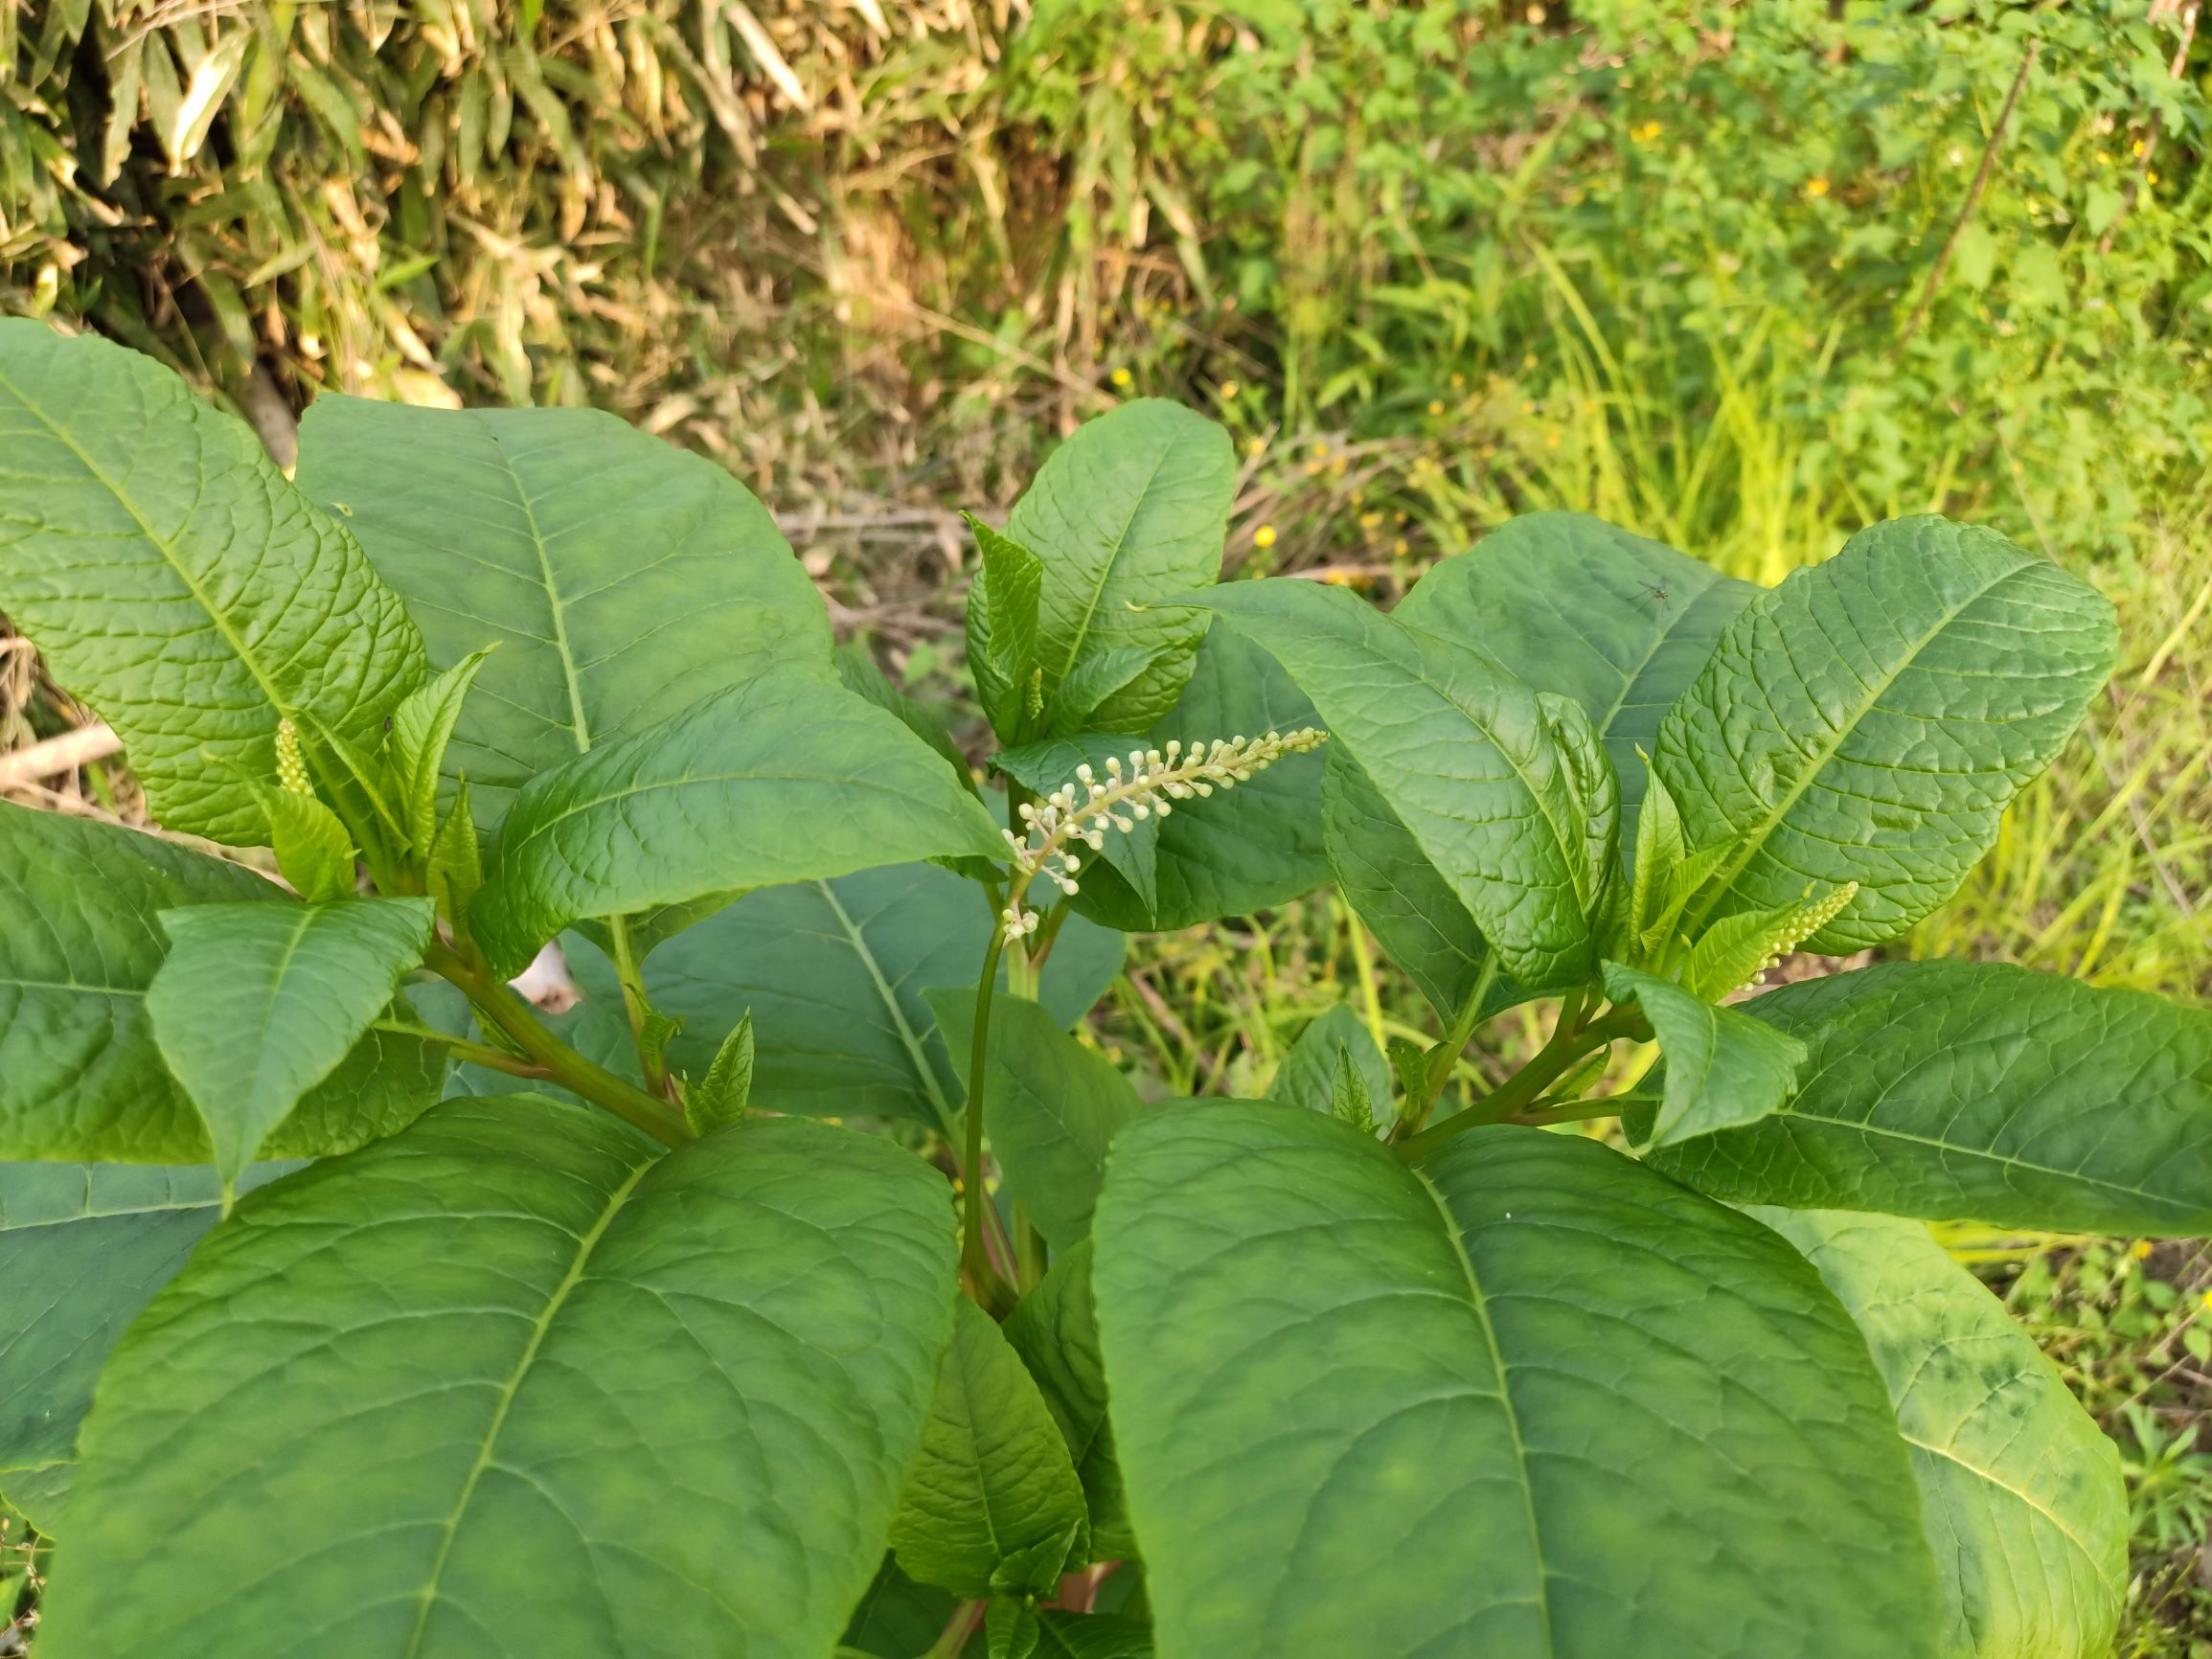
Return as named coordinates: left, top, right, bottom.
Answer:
left=376, top=1018, right=553, bottom=1081
left=1396, top=1005, right=1642, bottom=1163
left=427, top=942, right=694, bottom=1148
left=604, top=915, right=668, bottom=1097
left=924, top=1600, right=986, bottom=1659
left=961, top=933, right=1018, bottom=1313
left=1403, top=950, right=1501, bottom=1133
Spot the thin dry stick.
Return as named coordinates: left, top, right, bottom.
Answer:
left=2098, top=0, right=2200, bottom=254
left=1895, top=40, right=2041, bottom=354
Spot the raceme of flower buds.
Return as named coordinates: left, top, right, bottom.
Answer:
left=999, top=728, right=1327, bottom=943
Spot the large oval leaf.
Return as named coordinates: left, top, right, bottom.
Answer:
left=1320, top=745, right=1529, bottom=1022
left=1395, top=512, right=1756, bottom=837
left=1197, top=580, right=1612, bottom=991
left=635, top=863, right=1123, bottom=1133
left=1003, top=1240, right=1136, bottom=1561
left=470, top=675, right=1008, bottom=977
left=39, top=1097, right=959, bottom=1657
left=1008, top=398, right=1234, bottom=735
left=0, top=803, right=438, bottom=1164
left=296, top=398, right=835, bottom=831
left=0, top=322, right=425, bottom=843
left=1653, top=517, right=2115, bottom=950
left=1648, top=961, right=2212, bottom=1235
left=1757, top=1210, right=2126, bottom=1659
left=0, top=1160, right=291, bottom=1530
left=1091, top=1104, right=1943, bottom=1658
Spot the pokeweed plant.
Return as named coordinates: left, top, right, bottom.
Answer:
left=0, top=314, right=2199, bottom=1659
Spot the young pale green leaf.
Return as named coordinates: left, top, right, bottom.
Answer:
left=1269, top=1004, right=1392, bottom=1124
left=1020, top=625, right=1331, bottom=932
left=1199, top=579, right=1608, bottom=990
left=249, top=778, right=356, bottom=903
left=1002, top=1240, right=1136, bottom=1561
left=1394, top=511, right=1758, bottom=842
left=1011, top=398, right=1234, bottom=734
left=1091, top=1105, right=1943, bottom=1658
left=1627, top=756, right=1684, bottom=950
left=926, top=990, right=1144, bottom=1251
left=636, top=864, right=1122, bottom=1134
left=0, top=322, right=427, bottom=844
left=38, top=1099, right=958, bottom=1658
left=1643, top=837, right=1738, bottom=958
left=469, top=674, right=1009, bottom=979
left=1650, top=962, right=2212, bottom=1235
left=965, top=511, right=1045, bottom=743
left=384, top=644, right=496, bottom=852
left=1329, top=1050, right=1376, bottom=1133
left=426, top=778, right=483, bottom=925
left=0, top=803, right=438, bottom=1164
left=1602, top=962, right=1806, bottom=1147
left=1683, top=881, right=1859, bottom=1000
left=891, top=1299, right=1091, bottom=1599
left=296, top=398, right=837, bottom=832
left=1654, top=517, right=2116, bottom=951
left=689, top=1011, right=754, bottom=1132
left=1756, top=1210, right=2127, bottom=1659
left=1041, top=643, right=1171, bottom=738
left=0, top=1161, right=294, bottom=1532
left=148, top=896, right=438, bottom=1190
left=990, top=1597, right=1043, bottom=1659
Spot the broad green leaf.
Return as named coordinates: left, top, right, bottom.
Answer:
left=1091, top=1104, right=1944, bottom=1658
left=1036, top=1612, right=1153, bottom=1658
left=1648, top=962, right=2212, bottom=1235
left=966, top=511, right=1044, bottom=743
left=1653, top=517, right=2116, bottom=950
left=1005, top=625, right=1331, bottom=932
left=470, top=674, right=1009, bottom=978
left=892, top=1299, right=1091, bottom=1598
left=1602, top=962, right=1805, bottom=1147
left=385, top=645, right=496, bottom=852
left=1003, top=1240, right=1136, bottom=1561
left=0, top=322, right=426, bottom=843
left=1321, top=745, right=1528, bottom=1022
left=0, top=1160, right=294, bottom=1530
left=642, top=864, right=1123, bottom=1133
left=148, top=897, right=439, bottom=1189
left=842, top=1557, right=960, bottom=1657
left=296, top=397, right=835, bottom=831
left=1269, top=1004, right=1392, bottom=1121
left=39, top=1098, right=959, bottom=1657
left=690, top=1011, right=755, bottom=1132
left=927, top=990, right=1144, bottom=1250
left=1009, top=398, right=1234, bottom=734
left=1756, top=1210, right=2127, bottom=1659
left=0, top=803, right=438, bottom=1164
left=1200, top=580, right=1608, bottom=990
left=837, top=640, right=975, bottom=797
left=1395, top=512, right=1756, bottom=840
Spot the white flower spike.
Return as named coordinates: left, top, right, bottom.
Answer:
left=999, top=728, right=1326, bottom=942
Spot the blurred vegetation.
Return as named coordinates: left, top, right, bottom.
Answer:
left=3, top=1, right=2210, bottom=1650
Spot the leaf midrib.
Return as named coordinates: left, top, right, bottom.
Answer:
left=816, top=880, right=958, bottom=1135
left=1048, top=445, right=1174, bottom=688
left=402, top=1159, right=652, bottom=1655
left=490, top=430, right=593, bottom=757
left=0, top=362, right=297, bottom=721
left=1408, top=1168, right=1555, bottom=1655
